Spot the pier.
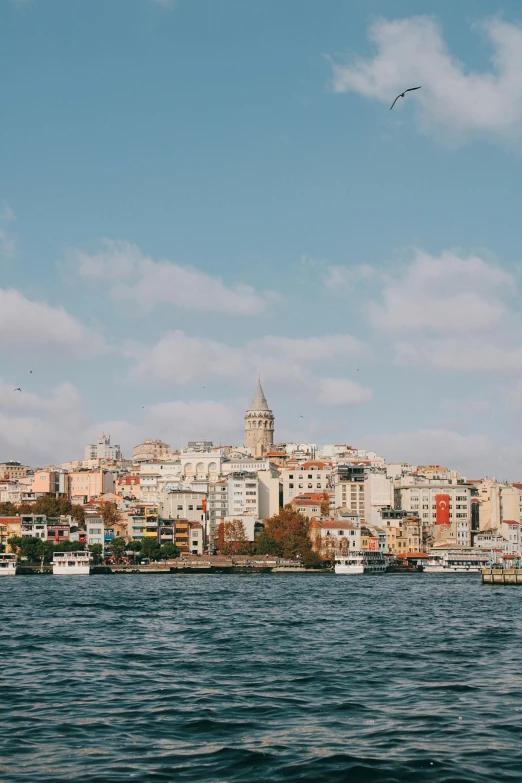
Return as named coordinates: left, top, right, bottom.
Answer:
left=481, top=568, right=522, bottom=585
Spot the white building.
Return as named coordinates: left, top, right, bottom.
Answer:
left=84, top=433, right=122, bottom=462
left=281, top=462, right=331, bottom=506
left=160, top=487, right=207, bottom=524
left=363, top=471, right=394, bottom=527
left=86, top=517, right=105, bottom=551
left=227, top=473, right=259, bottom=517
left=311, top=519, right=362, bottom=555
left=332, top=465, right=368, bottom=519
left=394, top=481, right=471, bottom=528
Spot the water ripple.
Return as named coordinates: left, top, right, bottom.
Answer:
left=1, top=574, right=522, bottom=781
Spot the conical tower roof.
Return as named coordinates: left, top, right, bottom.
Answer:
left=249, top=376, right=270, bottom=412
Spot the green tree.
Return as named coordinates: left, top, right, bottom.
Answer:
left=141, top=537, right=161, bottom=560
left=0, top=502, right=19, bottom=516
left=126, top=540, right=141, bottom=552
left=301, top=549, right=324, bottom=569
left=254, top=533, right=281, bottom=556
left=159, top=542, right=180, bottom=560
left=110, top=537, right=126, bottom=560
left=89, top=543, right=103, bottom=564
left=0, top=543, right=4, bottom=553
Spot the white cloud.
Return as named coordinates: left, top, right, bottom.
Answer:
left=315, top=377, right=372, bottom=407
left=0, top=288, right=106, bottom=356
left=72, top=239, right=278, bottom=316
left=393, top=337, right=522, bottom=374
left=126, top=331, right=244, bottom=385
left=252, top=333, right=365, bottom=362
left=323, top=264, right=376, bottom=290
left=365, top=427, right=522, bottom=481
left=367, top=249, right=522, bottom=374
left=369, top=250, right=512, bottom=335
left=126, top=330, right=371, bottom=407
left=330, top=16, right=522, bottom=143
left=146, top=400, right=242, bottom=445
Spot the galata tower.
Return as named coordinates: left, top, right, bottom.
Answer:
left=244, top=376, right=274, bottom=457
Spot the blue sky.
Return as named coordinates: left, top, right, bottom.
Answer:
left=2, top=0, right=522, bottom=478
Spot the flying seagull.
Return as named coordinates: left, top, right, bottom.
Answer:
left=390, top=86, right=421, bottom=110
left=14, top=387, right=21, bottom=392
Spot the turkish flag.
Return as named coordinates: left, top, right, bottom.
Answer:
left=202, top=498, right=207, bottom=514
left=435, top=494, right=450, bottom=525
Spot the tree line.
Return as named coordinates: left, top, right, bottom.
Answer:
left=217, top=508, right=323, bottom=567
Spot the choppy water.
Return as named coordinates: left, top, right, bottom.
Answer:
left=1, top=574, right=522, bottom=782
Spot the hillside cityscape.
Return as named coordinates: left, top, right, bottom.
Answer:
left=0, top=377, right=519, bottom=564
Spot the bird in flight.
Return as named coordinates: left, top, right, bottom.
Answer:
left=390, top=86, right=421, bottom=110
left=300, top=415, right=304, bottom=418
left=14, top=387, right=21, bottom=392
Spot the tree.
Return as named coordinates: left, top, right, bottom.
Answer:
left=70, top=505, right=86, bottom=525
left=126, top=541, right=141, bottom=552
left=33, top=496, right=72, bottom=518
left=140, top=537, right=161, bottom=560
left=262, top=507, right=313, bottom=560
left=89, top=543, right=103, bottom=564
left=302, top=549, right=324, bottom=569
left=0, top=502, right=18, bottom=516
left=110, top=536, right=126, bottom=561
left=320, top=493, right=330, bottom=517
left=160, top=542, right=180, bottom=560
left=216, top=520, right=251, bottom=555
left=0, top=543, right=4, bottom=553
left=254, top=533, right=281, bottom=556
left=101, top=502, right=121, bottom=527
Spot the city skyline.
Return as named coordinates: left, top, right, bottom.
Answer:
left=1, top=0, right=522, bottom=478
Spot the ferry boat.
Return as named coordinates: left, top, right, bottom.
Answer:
left=0, top=552, right=18, bottom=576
left=52, top=551, right=93, bottom=576
left=335, top=551, right=388, bottom=575
left=423, top=549, right=492, bottom=574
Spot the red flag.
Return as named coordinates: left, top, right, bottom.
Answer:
left=202, top=498, right=207, bottom=514
left=435, top=494, right=450, bottom=525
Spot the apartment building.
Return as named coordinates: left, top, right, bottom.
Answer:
left=282, top=462, right=332, bottom=506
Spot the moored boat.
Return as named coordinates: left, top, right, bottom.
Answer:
left=335, top=551, right=388, bottom=574
left=422, top=548, right=491, bottom=574
left=52, top=551, right=93, bottom=576
left=0, top=552, right=18, bottom=576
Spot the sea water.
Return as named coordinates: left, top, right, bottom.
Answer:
left=1, top=574, right=521, bottom=782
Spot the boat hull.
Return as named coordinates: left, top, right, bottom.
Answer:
left=0, top=566, right=17, bottom=576
left=335, top=564, right=364, bottom=575
left=53, top=565, right=92, bottom=575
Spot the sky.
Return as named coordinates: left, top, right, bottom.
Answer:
left=1, top=0, right=522, bottom=478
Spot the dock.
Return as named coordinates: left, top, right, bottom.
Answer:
left=481, top=568, right=522, bottom=585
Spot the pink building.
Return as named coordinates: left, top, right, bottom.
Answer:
left=69, top=470, right=115, bottom=503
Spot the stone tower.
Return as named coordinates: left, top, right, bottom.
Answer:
left=245, top=376, right=274, bottom=457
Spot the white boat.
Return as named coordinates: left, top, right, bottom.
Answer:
left=0, top=553, right=18, bottom=576
left=52, top=551, right=93, bottom=576
left=335, top=551, right=388, bottom=575
left=423, top=549, right=491, bottom=574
